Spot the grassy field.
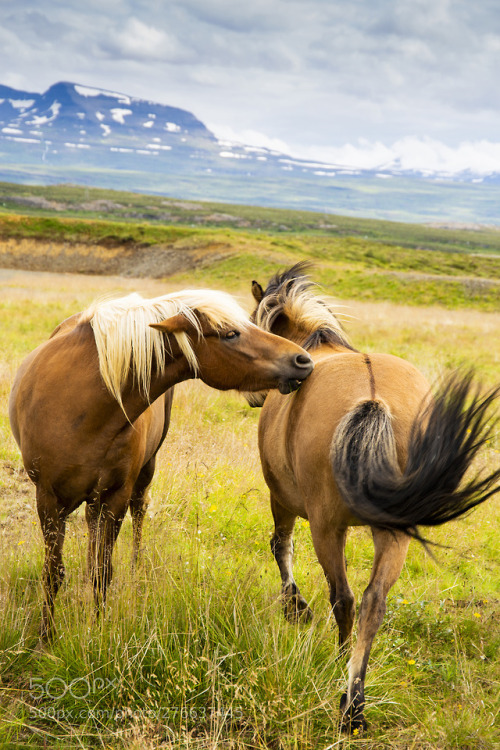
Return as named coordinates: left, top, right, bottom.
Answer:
left=0, top=208, right=499, bottom=314
left=0, top=263, right=499, bottom=749
left=2, top=180, right=500, bottom=254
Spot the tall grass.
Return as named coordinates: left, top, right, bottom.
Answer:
left=0, top=269, right=499, bottom=749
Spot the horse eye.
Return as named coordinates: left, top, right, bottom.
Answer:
left=224, top=330, right=240, bottom=340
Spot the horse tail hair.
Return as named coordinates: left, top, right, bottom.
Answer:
left=331, top=370, right=500, bottom=543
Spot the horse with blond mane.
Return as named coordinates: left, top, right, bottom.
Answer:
left=249, top=263, right=500, bottom=732
left=9, top=288, right=313, bottom=641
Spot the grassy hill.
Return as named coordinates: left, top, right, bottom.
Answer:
left=0, top=182, right=499, bottom=313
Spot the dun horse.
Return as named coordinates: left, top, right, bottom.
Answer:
left=9, top=288, right=313, bottom=641
left=249, top=263, right=500, bottom=732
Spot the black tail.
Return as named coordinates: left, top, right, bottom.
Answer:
left=331, top=371, right=500, bottom=543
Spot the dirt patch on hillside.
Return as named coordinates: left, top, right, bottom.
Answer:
left=0, top=237, right=232, bottom=277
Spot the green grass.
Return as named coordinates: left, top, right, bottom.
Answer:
left=0, top=215, right=499, bottom=748
left=0, top=213, right=194, bottom=247
left=1, top=180, right=500, bottom=314
left=1, top=430, right=498, bottom=749
left=1, top=429, right=498, bottom=749
left=1, top=179, right=500, bottom=255
left=176, top=250, right=500, bottom=312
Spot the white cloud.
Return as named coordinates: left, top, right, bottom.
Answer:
left=203, top=121, right=500, bottom=176
left=208, top=124, right=291, bottom=154
left=292, top=137, right=500, bottom=176
left=104, top=17, right=188, bottom=62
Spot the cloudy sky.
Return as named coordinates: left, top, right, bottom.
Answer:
left=2, top=0, right=500, bottom=174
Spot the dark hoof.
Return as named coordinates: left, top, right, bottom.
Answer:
left=39, top=618, right=56, bottom=645
left=34, top=638, right=49, bottom=653
left=283, top=595, right=313, bottom=623
left=339, top=692, right=367, bottom=734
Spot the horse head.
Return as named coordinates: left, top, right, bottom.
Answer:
left=150, top=306, right=313, bottom=395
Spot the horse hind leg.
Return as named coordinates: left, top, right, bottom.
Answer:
left=341, top=528, right=410, bottom=733
left=270, top=495, right=312, bottom=622
left=36, top=488, right=67, bottom=643
left=129, top=457, right=156, bottom=568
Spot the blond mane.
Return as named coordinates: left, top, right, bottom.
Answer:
left=81, top=289, right=250, bottom=408
left=256, top=267, right=352, bottom=351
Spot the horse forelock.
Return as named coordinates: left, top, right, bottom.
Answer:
left=257, top=267, right=352, bottom=351
left=83, top=289, right=250, bottom=407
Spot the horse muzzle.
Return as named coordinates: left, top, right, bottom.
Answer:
left=279, top=378, right=304, bottom=394
left=278, top=353, right=314, bottom=394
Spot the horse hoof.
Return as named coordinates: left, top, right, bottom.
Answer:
left=34, top=637, right=49, bottom=653
left=37, top=621, right=55, bottom=647
left=283, top=596, right=313, bottom=623
left=342, top=715, right=367, bottom=735
left=339, top=692, right=367, bottom=734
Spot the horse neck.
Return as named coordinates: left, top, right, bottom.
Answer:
left=67, top=323, right=190, bottom=425
left=273, top=318, right=351, bottom=357
left=119, top=338, right=192, bottom=422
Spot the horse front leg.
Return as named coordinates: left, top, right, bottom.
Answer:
left=85, top=491, right=128, bottom=613
left=270, top=494, right=313, bottom=622
left=341, top=528, right=410, bottom=733
left=36, top=488, right=67, bottom=643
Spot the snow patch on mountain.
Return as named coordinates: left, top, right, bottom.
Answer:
left=110, top=108, right=132, bottom=124
left=74, top=85, right=131, bottom=105
left=9, top=99, right=35, bottom=109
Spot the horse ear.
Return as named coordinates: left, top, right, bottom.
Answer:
left=251, top=280, right=264, bottom=303
left=150, top=314, right=195, bottom=334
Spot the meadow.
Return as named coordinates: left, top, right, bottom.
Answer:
left=0, top=196, right=499, bottom=749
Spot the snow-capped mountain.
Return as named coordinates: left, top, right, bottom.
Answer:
left=1, top=80, right=337, bottom=171
left=0, top=81, right=214, bottom=159
left=1, top=81, right=499, bottom=224
left=0, top=81, right=360, bottom=205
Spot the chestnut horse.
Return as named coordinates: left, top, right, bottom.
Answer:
left=249, top=263, right=500, bottom=732
left=9, top=288, right=313, bottom=641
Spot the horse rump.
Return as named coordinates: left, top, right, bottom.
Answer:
left=331, top=370, right=500, bottom=543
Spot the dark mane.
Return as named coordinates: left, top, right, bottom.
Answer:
left=258, top=262, right=356, bottom=352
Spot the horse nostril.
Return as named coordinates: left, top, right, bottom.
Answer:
left=295, top=353, right=312, bottom=367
